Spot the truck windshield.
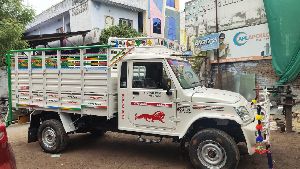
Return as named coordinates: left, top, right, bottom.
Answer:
left=167, top=59, right=201, bottom=89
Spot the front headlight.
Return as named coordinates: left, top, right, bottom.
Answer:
left=235, top=106, right=251, bottom=122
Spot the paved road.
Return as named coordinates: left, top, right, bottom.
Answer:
left=6, top=124, right=300, bottom=169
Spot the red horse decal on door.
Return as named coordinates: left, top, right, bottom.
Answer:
left=135, top=111, right=165, bottom=123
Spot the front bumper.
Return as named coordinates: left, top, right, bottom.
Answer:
left=241, top=121, right=258, bottom=155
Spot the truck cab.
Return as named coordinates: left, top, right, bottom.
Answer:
left=114, top=44, right=258, bottom=168
left=6, top=37, right=266, bottom=169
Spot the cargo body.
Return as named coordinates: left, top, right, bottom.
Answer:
left=10, top=45, right=118, bottom=118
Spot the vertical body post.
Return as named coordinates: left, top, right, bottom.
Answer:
left=42, top=51, right=46, bottom=107
left=5, top=54, right=13, bottom=127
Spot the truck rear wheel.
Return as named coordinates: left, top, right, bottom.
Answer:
left=38, top=119, right=69, bottom=153
left=189, top=128, right=240, bottom=169
left=89, top=129, right=105, bottom=138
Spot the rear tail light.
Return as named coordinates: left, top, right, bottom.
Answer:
left=0, top=124, right=8, bottom=144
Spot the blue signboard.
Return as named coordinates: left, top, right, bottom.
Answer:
left=182, top=51, right=193, bottom=57
left=194, top=33, right=219, bottom=51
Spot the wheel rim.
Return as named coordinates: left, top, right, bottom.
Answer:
left=197, top=140, right=227, bottom=169
left=42, top=127, right=56, bottom=148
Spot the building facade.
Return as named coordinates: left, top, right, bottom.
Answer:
left=184, top=0, right=275, bottom=99
left=185, top=0, right=269, bottom=61
left=25, top=0, right=180, bottom=46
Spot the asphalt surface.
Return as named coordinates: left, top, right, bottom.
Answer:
left=6, top=124, right=300, bottom=169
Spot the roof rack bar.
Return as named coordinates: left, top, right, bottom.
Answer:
left=9, top=45, right=111, bottom=53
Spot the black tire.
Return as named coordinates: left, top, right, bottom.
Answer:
left=189, top=128, right=240, bottom=169
left=38, top=119, right=69, bottom=153
left=89, top=129, right=105, bottom=138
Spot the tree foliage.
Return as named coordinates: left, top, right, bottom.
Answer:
left=0, top=0, right=34, bottom=66
left=99, top=24, right=143, bottom=45
left=192, top=51, right=207, bottom=73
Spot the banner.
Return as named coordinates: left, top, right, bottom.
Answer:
left=264, top=0, right=300, bottom=84
left=217, top=23, right=271, bottom=60
left=195, top=33, right=219, bottom=51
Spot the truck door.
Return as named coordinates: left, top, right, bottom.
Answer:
left=126, top=61, right=176, bottom=131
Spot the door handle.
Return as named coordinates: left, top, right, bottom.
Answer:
left=133, top=91, right=139, bottom=95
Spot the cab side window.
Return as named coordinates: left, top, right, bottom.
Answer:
left=132, top=62, right=167, bottom=89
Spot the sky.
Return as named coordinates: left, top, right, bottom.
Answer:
left=24, top=0, right=191, bottom=14
left=23, top=0, right=64, bottom=14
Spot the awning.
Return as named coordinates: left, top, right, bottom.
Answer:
left=23, top=30, right=91, bottom=47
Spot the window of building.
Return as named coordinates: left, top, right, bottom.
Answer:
left=166, top=0, right=175, bottom=8
left=105, top=16, right=114, bottom=28
left=132, top=62, right=167, bottom=89
left=119, top=18, right=133, bottom=28
left=153, top=18, right=161, bottom=34
left=138, top=12, right=144, bottom=33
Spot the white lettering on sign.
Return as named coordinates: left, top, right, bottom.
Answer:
left=195, top=38, right=218, bottom=48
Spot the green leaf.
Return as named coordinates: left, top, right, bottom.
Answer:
left=99, top=24, right=143, bottom=45
left=0, top=0, right=34, bottom=66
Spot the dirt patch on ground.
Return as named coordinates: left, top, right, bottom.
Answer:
left=6, top=124, right=300, bottom=169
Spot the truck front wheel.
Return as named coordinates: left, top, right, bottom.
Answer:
left=189, top=128, right=240, bottom=169
left=38, top=119, right=69, bottom=153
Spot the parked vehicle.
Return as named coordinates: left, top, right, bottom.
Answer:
left=0, top=122, right=17, bottom=169
left=6, top=37, right=267, bottom=169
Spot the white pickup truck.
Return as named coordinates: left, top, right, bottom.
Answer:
left=7, top=37, right=261, bottom=169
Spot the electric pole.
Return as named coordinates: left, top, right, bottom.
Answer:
left=215, top=0, right=222, bottom=89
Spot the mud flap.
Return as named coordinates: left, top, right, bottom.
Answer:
left=28, top=112, right=41, bottom=143
left=28, top=127, right=38, bottom=143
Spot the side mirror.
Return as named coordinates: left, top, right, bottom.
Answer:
left=166, top=79, right=172, bottom=96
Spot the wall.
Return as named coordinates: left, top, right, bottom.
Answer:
left=165, top=8, right=180, bottom=41
left=185, top=0, right=267, bottom=34
left=148, top=0, right=180, bottom=40
left=90, top=1, right=139, bottom=31
left=180, top=12, right=187, bottom=50
left=27, top=13, right=70, bottom=35
left=211, top=60, right=300, bottom=100
left=93, top=0, right=147, bottom=11
left=70, top=0, right=92, bottom=32
left=211, top=60, right=275, bottom=100
left=212, top=60, right=277, bottom=87
left=148, top=0, right=165, bottom=38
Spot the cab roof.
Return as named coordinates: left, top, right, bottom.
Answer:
left=121, top=46, right=184, bottom=61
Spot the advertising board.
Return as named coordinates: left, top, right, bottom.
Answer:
left=211, top=23, right=271, bottom=63
left=194, top=33, right=219, bottom=51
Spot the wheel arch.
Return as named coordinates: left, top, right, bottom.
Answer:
left=180, top=115, right=246, bottom=144
left=28, top=111, right=75, bottom=143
